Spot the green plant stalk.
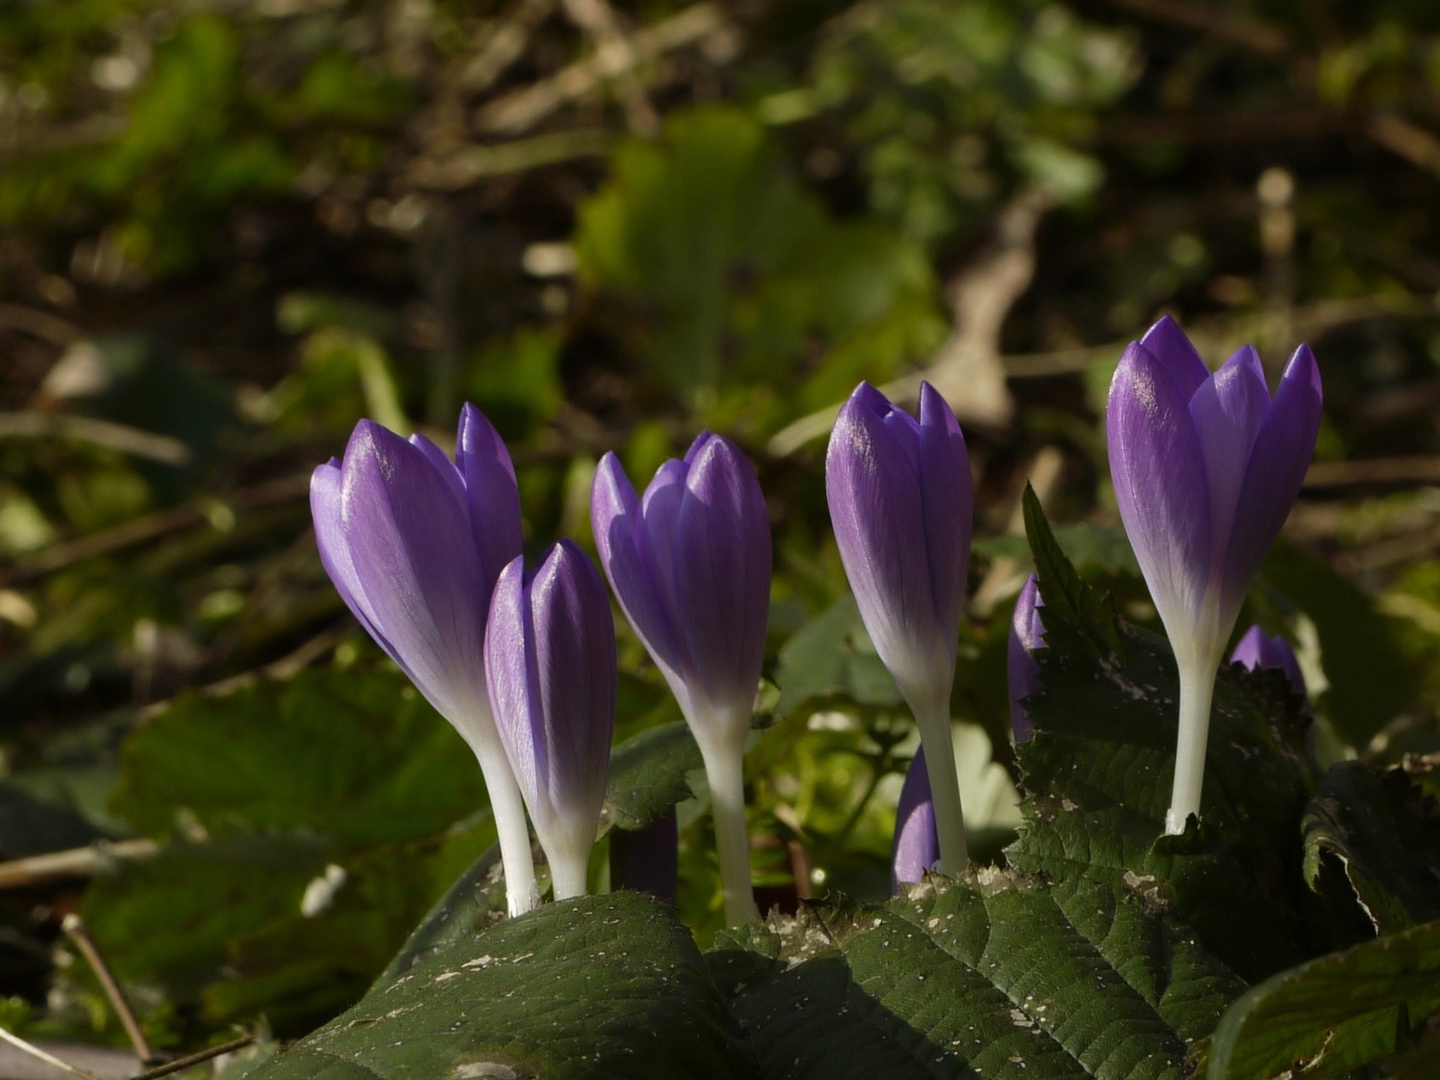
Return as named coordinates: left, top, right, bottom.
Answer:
left=1166, top=642, right=1224, bottom=836
left=909, top=689, right=968, bottom=876
left=697, top=732, right=761, bottom=926
left=474, top=747, right=539, bottom=916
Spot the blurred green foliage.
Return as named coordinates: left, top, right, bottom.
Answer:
left=1, top=0, right=1440, bottom=1061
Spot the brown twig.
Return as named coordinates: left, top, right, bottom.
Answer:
left=0, top=472, right=310, bottom=586
left=0, top=840, right=159, bottom=891
left=406, top=129, right=613, bottom=191
left=557, top=0, right=661, bottom=136
left=1098, top=0, right=1291, bottom=56
left=1304, top=456, right=1440, bottom=489
left=1367, top=112, right=1440, bottom=181
left=0, top=304, right=83, bottom=346
left=0, top=413, right=190, bottom=466
left=129, top=1037, right=253, bottom=1080
left=460, top=0, right=558, bottom=93
left=475, top=3, right=725, bottom=135
left=61, top=916, right=158, bottom=1065
left=0, top=1028, right=103, bottom=1080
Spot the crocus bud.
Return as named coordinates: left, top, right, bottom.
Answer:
left=1106, top=317, right=1322, bottom=835
left=891, top=749, right=940, bottom=894
left=485, top=540, right=617, bottom=902
left=591, top=433, right=770, bottom=925
left=827, top=381, right=972, bottom=875
left=1230, top=625, right=1306, bottom=699
left=1007, top=574, right=1045, bottom=744
left=310, top=407, right=538, bottom=915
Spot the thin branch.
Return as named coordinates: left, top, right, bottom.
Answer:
left=130, top=1037, right=253, bottom=1080
left=0, top=304, right=83, bottom=346
left=0, top=839, right=159, bottom=891
left=460, top=0, right=558, bottom=93
left=0, top=1029, right=102, bottom=1080
left=558, top=0, right=661, bottom=136
left=61, top=916, right=158, bottom=1065
left=1303, top=455, right=1440, bottom=489
left=406, top=129, right=612, bottom=191
left=475, top=3, right=725, bottom=135
left=0, top=472, right=310, bottom=586
left=1098, top=0, right=1291, bottom=56
left=1367, top=112, right=1440, bottom=181
left=0, top=413, right=190, bottom=466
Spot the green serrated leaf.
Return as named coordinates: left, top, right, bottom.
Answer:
left=1007, top=614, right=1317, bottom=981
left=1207, top=918, right=1440, bottom=1080
left=1021, top=485, right=1120, bottom=654
left=111, top=667, right=489, bottom=850
left=603, top=721, right=703, bottom=831
left=1006, top=499, right=1320, bottom=982
left=245, top=892, right=753, bottom=1080
left=1303, top=761, right=1440, bottom=934
left=724, top=872, right=1244, bottom=1079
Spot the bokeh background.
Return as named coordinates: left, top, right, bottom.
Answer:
left=2, top=0, right=1440, bottom=1063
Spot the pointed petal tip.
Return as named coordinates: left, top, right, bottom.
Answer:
left=1284, top=342, right=1322, bottom=398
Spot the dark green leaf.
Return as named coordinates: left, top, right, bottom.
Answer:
left=1207, top=918, right=1440, bottom=1080
left=245, top=892, right=753, bottom=1080
left=1021, top=485, right=1120, bottom=654
left=110, top=667, right=489, bottom=850
left=724, top=872, right=1245, bottom=1080
left=772, top=595, right=901, bottom=717
left=603, top=721, right=703, bottom=832
left=1303, top=760, right=1440, bottom=934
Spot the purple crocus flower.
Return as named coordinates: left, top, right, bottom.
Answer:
left=891, top=749, right=939, bottom=893
left=1107, top=316, right=1322, bottom=834
left=485, top=540, right=617, bottom=901
left=1230, top=625, right=1306, bottom=699
left=310, top=407, right=538, bottom=915
left=591, top=433, right=769, bottom=925
left=1008, top=574, right=1045, bottom=744
left=827, top=381, right=972, bottom=874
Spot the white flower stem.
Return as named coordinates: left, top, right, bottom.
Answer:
left=1166, top=651, right=1219, bottom=836
left=911, top=693, right=968, bottom=877
left=698, top=735, right=761, bottom=926
left=474, top=750, right=539, bottom=916
left=549, top=854, right=589, bottom=901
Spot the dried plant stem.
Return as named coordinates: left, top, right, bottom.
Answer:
left=62, top=914, right=158, bottom=1065
left=0, top=1027, right=102, bottom=1080
left=131, top=1037, right=254, bottom=1080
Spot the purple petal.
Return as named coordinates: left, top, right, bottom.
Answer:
left=1140, top=315, right=1210, bottom=400
left=485, top=543, right=617, bottom=843
left=457, top=403, right=524, bottom=597
left=1189, top=345, right=1270, bottom=565
left=1230, top=625, right=1306, bottom=698
left=891, top=749, right=939, bottom=892
left=592, top=454, right=689, bottom=690
left=527, top=540, right=617, bottom=829
left=672, top=436, right=771, bottom=731
left=409, top=432, right=468, bottom=513
left=326, top=422, right=489, bottom=723
left=1106, top=342, right=1212, bottom=646
left=484, top=557, right=538, bottom=803
left=915, top=382, right=972, bottom=654
left=827, top=384, right=939, bottom=690
left=1007, top=574, right=1044, bottom=743
left=1219, top=344, right=1323, bottom=617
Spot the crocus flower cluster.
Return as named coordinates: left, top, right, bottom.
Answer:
left=592, top=434, right=771, bottom=926
left=312, top=313, right=1323, bottom=923
left=312, top=407, right=614, bottom=914
left=1107, top=317, right=1321, bottom=834
left=827, top=382, right=973, bottom=874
